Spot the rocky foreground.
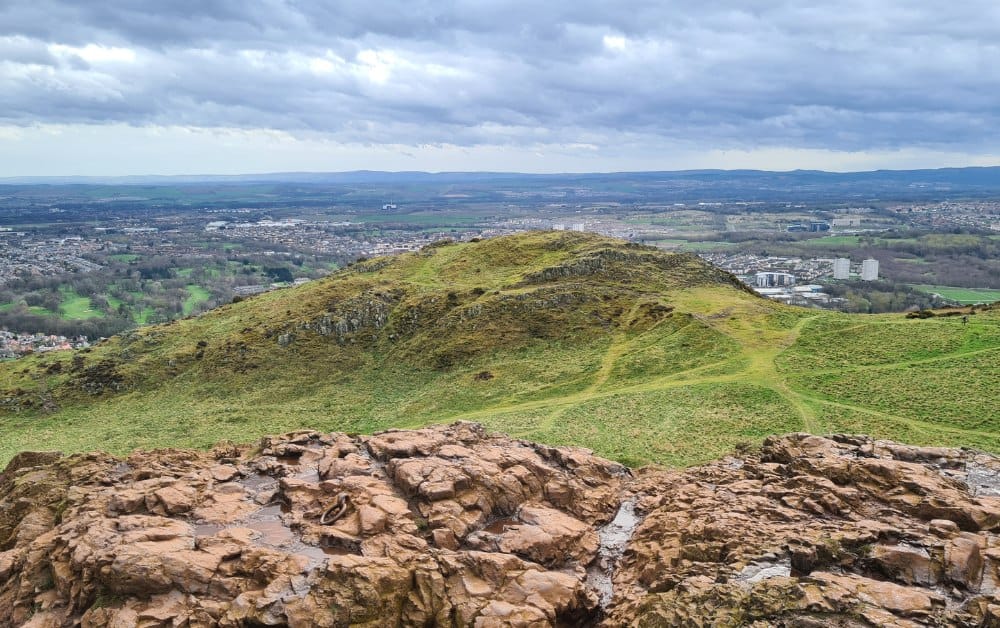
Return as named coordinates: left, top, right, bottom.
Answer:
left=3, top=424, right=1000, bottom=626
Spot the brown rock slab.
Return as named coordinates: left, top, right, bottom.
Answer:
left=5, top=428, right=1000, bottom=626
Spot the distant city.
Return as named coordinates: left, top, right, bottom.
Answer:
left=714, top=255, right=879, bottom=306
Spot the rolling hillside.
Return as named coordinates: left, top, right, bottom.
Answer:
left=1, top=231, right=997, bottom=466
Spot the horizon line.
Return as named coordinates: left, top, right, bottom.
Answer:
left=3, top=164, right=1000, bottom=183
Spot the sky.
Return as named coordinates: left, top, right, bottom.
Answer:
left=2, top=1, right=999, bottom=176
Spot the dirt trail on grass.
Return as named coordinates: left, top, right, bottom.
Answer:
left=462, top=313, right=824, bottom=432
left=463, top=312, right=997, bottom=444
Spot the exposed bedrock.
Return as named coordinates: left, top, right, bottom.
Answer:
left=3, top=427, right=1000, bottom=626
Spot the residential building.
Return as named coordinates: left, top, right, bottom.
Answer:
left=861, top=258, right=879, bottom=281
left=833, top=258, right=851, bottom=280
left=755, top=271, right=796, bottom=288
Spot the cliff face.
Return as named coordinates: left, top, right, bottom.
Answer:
left=3, top=425, right=1000, bottom=627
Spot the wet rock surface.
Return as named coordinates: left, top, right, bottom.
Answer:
left=608, top=433, right=1000, bottom=627
left=0, top=422, right=628, bottom=627
left=4, top=429, right=1000, bottom=626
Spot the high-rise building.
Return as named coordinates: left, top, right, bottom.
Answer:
left=861, top=258, right=879, bottom=281
left=754, top=271, right=796, bottom=288
left=833, top=258, right=851, bottom=280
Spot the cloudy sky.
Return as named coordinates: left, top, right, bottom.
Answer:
left=2, top=1, right=999, bottom=175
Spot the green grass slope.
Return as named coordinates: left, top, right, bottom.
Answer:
left=1, top=231, right=997, bottom=467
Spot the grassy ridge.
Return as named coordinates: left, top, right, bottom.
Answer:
left=1, top=231, right=997, bottom=467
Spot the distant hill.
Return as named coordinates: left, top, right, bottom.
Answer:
left=4, top=166, right=1000, bottom=186
left=4, top=166, right=1000, bottom=201
left=1, top=231, right=997, bottom=466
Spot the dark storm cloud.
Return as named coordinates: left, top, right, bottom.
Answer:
left=2, top=0, right=999, bottom=152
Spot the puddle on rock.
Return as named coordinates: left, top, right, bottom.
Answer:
left=356, top=443, right=388, bottom=478
left=276, top=449, right=322, bottom=483
left=293, top=467, right=320, bottom=483
left=193, top=523, right=223, bottom=538
left=246, top=505, right=295, bottom=544
left=482, top=517, right=520, bottom=535
left=194, top=449, right=335, bottom=567
left=734, top=559, right=792, bottom=584
left=586, top=498, right=641, bottom=609
left=965, top=461, right=1000, bottom=497
left=192, top=503, right=344, bottom=566
left=240, top=474, right=278, bottom=493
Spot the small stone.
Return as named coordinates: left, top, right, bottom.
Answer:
left=433, top=528, right=459, bottom=550
left=154, top=486, right=194, bottom=515
left=357, top=505, right=388, bottom=535
left=210, top=465, right=239, bottom=483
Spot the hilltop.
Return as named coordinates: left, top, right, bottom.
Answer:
left=1, top=231, right=998, bottom=466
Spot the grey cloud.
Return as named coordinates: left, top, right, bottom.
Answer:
left=1, top=1, right=999, bottom=154
left=0, top=36, right=58, bottom=65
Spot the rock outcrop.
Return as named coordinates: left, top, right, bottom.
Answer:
left=4, top=427, right=1000, bottom=626
left=609, top=433, right=1000, bottom=627
left=0, top=422, right=628, bottom=627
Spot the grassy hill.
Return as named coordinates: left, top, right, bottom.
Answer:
left=1, top=231, right=997, bottom=467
